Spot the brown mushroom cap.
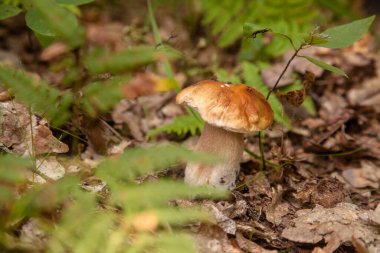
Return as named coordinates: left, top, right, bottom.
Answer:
left=176, top=80, right=274, bottom=133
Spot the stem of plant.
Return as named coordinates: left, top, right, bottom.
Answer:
left=266, top=45, right=302, bottom=100
left=258, top=131, right=266, bottom=171
left=258, top=43, right=304, bottom=171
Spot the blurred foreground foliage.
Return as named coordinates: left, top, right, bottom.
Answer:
left=0, top=148, right=225, bottom=252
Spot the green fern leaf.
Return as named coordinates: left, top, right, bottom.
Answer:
left=201, top=0, right=316, bottom=49
left=147, top=114, right=204, bottom=139
left=96, top=144, right=218, bottom=181
left=80, top=76, right=128, bottom=117
left=0, top=65, right=73, bottom=126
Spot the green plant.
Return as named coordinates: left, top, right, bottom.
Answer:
left=0, top=147, right=225, bottom=252
left=0, top=1, right=226, bottom=252
left=200, top=0, right=315, bottom=53
left=152, top=15, right=375, bottom=139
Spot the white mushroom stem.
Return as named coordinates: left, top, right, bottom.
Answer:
left=185, top=122, right=244, bottom=189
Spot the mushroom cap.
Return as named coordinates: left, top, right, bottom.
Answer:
left=176, top=80, right=274, bottom=133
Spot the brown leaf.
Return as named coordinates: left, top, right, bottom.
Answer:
left=40, top=42, right=68, bottom=61
left=276, top=71, right=315, bottom=107
left=0, top=101, right=68, bottom=155
left=342, top=161, right=380, bottom=189
left=282, top=203, right=380, bottom=253
left=192, top=224, right=242, bottom=253
left=86, top=23, right=125, bottom=51
left=33, top=124, right=69, bottom=155
left=235, top=232, right=277, bottom=253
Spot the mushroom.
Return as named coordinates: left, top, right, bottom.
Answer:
left=176, top=80, right=274, bottom=189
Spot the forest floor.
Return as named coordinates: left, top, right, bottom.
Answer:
left=0, top=2, right=379, bottom=253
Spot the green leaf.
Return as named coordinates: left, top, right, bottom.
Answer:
left=80, top=77, right=127, bottom=117
left=96, top=145, right=219, bottom=181
left=26, top=0, right=84, bottom=48
left=147, top=114, right=204, bottom=139
left=319, top=15, right=375, bottom=48
left=25, top=7, right=56, bottom=36
left=302, top=56, right=348, bottom=78
left=84, top=47, right=158, bottom=74
left=303, top=34, right=329, bottom=45
left=112, top=180, right=226, bottom=210
left=0, top=155, right=31, bottom=184
left=34, top=32, right=56, bottom=47
left=0, top=4, right=22, bottom=20
left=54, top=0, right=94, bottom=5
left=243, top=23, right=270, bottom=38
left=242, top=62, right=291, bottom=128
left=0, top=65, right=73, bottom=126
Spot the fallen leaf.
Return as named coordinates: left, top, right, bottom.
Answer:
left=282, top=203, right=380, bottom=253
left=86, top=23, right=125, bottom=51
left=40, top=42, right=68, bottom=61
left=235, top=232, right=277, bottom=253
left=30, top=156, right=66, bottom=184
left=192, top=224, right=242, bottom=253
left=121, top=72, right=178, bottom=99
left=203, top=202, right=236, bottom=235
left=342, top=160, right=380, bottom=189
left=0, top=101, right=68, bottom=155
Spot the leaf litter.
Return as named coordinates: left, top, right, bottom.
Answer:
left=1, top=5, right=380, bottom=253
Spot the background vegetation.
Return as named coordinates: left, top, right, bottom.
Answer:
left=0, top=0, right=376, bottom=252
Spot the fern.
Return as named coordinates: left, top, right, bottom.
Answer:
left=80, top=76, right=128, bottom=118
left=147, top=114, right=204, bottom=139
left=0, top=145, right=225, bottom=253
left=201, top=0, right=315, bottom=49
left=96, top=144, right=217, bottom=181
left=84, top=47, right=158, bottom=75
left=0, top=65, right=73, bottom=126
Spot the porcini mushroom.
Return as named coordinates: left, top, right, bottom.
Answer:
left=176, top=80, right=274, bottom=189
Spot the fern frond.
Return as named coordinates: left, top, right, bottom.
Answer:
left=147, top=114, right=204, bottom=139
left=111, top=180, right=225, bottom=211
left=96, top=144, right=218, bottom=181
left=201, top=0, right=316, bottom=48
left=84, top=46, right=176, bottom=75
left=80, top=76, right=128, bottom=117
left=0, top=65, right=73, bottom=126
left=128, top=233, right=197, bottom=253
left=46, top=145, right=225, bottom=253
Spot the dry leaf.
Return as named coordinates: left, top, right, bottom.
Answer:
left=0, top=101, right=68, bottom=155
left=192, top=224, right=242, bottom=253
left=30, top=156, right=66, bottom=184
left=235, top=232, right=277, bottom=253
left=40, top=42, right=68, bottom=61
left=203, top=202, right=236, bottom=235
left=282, top=203, right=380, bottom=253
left=342, top=160, right=380, bottom=189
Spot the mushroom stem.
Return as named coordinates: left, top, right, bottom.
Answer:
left=185, top=122, right=244, bottom=189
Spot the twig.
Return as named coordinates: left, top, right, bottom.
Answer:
left=266, top=46, right=302, bottom=100
left=260, top=43, right=304, bottom=171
